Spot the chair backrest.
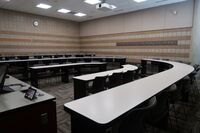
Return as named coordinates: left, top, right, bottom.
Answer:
left=119, top=96, right=157, bottom=133
left=167, top=84, right=181, bottom=104
left=193, top=64, right=199, bottom=71
left=123, top=70, right=134, bottom=84
left=34, top=55, right=42, bottom=59
left=43, top=55, right=52, bottom=58
left=54, top=55, right=63, bottom=58
left=146, top=91, right=169, bottom=129
left=17, top=56, right=29, bottom=60
left=33, top=64, right=45, bottom=67
left=84, top=58, right=92, bottom=62
left=109, top=72, right=123, bottom=88
left=5, top=56, right=15, bottom=60
left=134, top=65, right=142, bottom=79
left=91, top=76, right=107, bottom=94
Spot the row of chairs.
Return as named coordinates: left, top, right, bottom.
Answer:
left=0, top=54, right=95, bottom=61
left=87, top=70, right=134, bottom=95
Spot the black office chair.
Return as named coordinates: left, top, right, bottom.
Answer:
left=188, top=65, right=200, bottom=101
left=119, top=96, right=157, bottom=133
left=108, top=72, right=123, bottom=88
left=134, top=65, right=143, bottom=79
left=146, top=90, right=169, bottom=131
left=43, top=55, right=52, bottom=58
left=87, top=76, right=108, bottom=95
left=33, top=55, right=42, bottom=59
left=122, top=70, right=134, bottom=84
left=93, top=58, right=103, bottom=62
left=5, top=56, right=16, bottom=60
left=83, top=58, right=92, bottom=62
left=166, top=84, right=183, bottom=130
left=49, top=63, right=60, bottom=74
left=17, top=56, right=28, bottom=60
left=54, top=55, right=63, bottom=58
left=64, top=54, right=71, bottom=57
left=167, top=79, right=192, bottom=132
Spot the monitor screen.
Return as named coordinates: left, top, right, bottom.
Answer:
left=0, top=64, right=8, bottom=91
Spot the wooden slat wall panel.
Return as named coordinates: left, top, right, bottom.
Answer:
left=80, top=27, right=192, bottom=62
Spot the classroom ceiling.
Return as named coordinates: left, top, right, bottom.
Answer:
left=0, top=0, right=187, bottom=22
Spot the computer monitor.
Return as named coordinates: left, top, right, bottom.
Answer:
left=0, top=64, right=8, bottom=92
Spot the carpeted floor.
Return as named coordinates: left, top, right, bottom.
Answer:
left=37, top=73, right=200, bottom=133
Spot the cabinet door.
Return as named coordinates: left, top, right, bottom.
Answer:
left=0, top=101, right=57, bottom=133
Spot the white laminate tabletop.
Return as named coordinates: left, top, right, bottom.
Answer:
left=0, top=76, right=55, bottom=113
left=64, top=59, right=194, bottom=124
left=73, top=64, right=138, bottom=81
left=29, top=62, right=106, bottom=69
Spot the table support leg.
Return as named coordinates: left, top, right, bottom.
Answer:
left=61, top=68, right=69, bottom=83
left=30, top=69, right=38, bottom=88
left=74, top=79, right=87, bottom=100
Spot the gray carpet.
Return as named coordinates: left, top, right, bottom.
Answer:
left=37, top=75, right=200, bottom=133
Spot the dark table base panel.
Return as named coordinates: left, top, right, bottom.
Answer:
left=0, top=101, right=57, bottom=133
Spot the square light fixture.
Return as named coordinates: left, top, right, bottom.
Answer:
left=110, top=5, right=117, bottom=9
left=84, top=0, right=101, bottom=5
left=74, top=12, right=87, bottom=17
left=2, top=0, right=11, bottom=2
left=36, top=3, right=52, bottom=9
left=134, top=0, right=147, bottom=3
left=57, top=8, right=71, bottom=13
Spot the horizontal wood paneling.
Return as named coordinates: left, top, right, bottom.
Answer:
left=93, top=51, right=189, bottom=58
left=81, top=36, right=191, bottom=44
left=80, top=27, right=192, bottom=62
left=0, top=30, right=79, bottom=39
left=81, top=45, right=190, bottom=49
left=0, top=45, right=79, bottom=49
left=80, top=27, right=192, bottom=39
left=0, top=38, right=79, bottom=44
left=0, top=9, right=80, bottom=55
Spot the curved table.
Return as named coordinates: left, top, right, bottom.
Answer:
left=64, top=59, right=194, bottom=133
left=73, top=64, right=138, bottom=99
left=29, top=62, right=107, bottom=88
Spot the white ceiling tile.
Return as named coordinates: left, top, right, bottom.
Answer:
left=0, top=0, right=188, bottom=22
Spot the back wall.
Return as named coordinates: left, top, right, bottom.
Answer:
left=0, top=9, right=80, bottom=55
left=80, top=0, right=193, bottom=63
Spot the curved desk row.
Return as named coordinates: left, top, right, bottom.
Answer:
left=29, top=62, right=107, bottom=88
left=0, top=56, right=126, bottom=79
left=64, top=59, right=194, bottom=133
left=0, top=56, right=126, bottom=65
left=73, top=64, right=138, bottom=99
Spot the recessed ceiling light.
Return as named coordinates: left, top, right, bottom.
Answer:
left=110, top=5, right=117, bottom=9
left=2, top=0, right=10, bottom=2
left=36, top=3, right=52, bottom=9
left=84, top=0, right=101, bottom=5
left=74, top=13, right=87, bottom=17
left=134, top=0, right=147, bottom=3
left=74, top=12, right=87, bottom=17
left=57, top=8, right=71, bottom=14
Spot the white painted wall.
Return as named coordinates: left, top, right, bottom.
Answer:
left=192, top=0, right=200, bottom=65
left=80, top=0, right=194, bottom=36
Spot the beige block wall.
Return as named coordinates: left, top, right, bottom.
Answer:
left=0, top=9, right=80, bottom=55
left=80, top=0, right=194, bottom=63
left=0, top=0, right=195, bottom=63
